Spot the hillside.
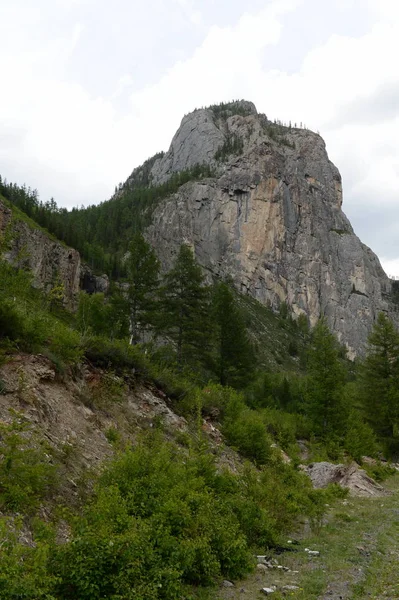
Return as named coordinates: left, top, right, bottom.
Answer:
left=2, top=100, right=399, bottom=599
left=2, top=100, right=395, bottom=357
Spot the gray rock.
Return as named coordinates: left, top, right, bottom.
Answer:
left=0, top=200, right=81, bottom=309
left=305, top=461, right=385, bottom=497
left=222, top=580, right=234, bottom=587
left=261, top=587, right=276, bottom=595
left=1, top=199, right=111, bottom=309
left=144, top=102, right=396, bottom=356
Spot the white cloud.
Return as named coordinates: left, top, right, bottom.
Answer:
left=0, top=0, right=399, bottom=265
left=381, top=258, right=399, bottom=279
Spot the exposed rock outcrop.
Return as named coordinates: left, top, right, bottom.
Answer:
left=0, top=200, right=81, bottom=309
left=142, top=101, right=393, bottom=356
left=305, top=461, right=386, bottom=497
left=0, top=199, right=109, bottom=308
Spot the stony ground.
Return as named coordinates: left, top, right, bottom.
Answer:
left=217, top=474, right=399, bottom=600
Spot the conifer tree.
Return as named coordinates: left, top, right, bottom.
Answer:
left=361, top=313, right=399, bottom=448
left=211, top=282, right=254, bottom=387
left=305, top=318, right=347, bottom=438
left=126, top=233, right=160, bottom=344
left=159, top=244, right=210, bottom=369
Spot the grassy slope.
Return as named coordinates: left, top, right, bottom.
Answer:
left=218, top=473, right=399, bottom=600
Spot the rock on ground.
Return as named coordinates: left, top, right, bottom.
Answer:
left=305, top=461, right=386, bottom=497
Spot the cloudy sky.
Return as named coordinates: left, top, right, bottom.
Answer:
left=1, top=0, right=399, bottom=274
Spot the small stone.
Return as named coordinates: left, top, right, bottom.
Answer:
left=283, top=585, right=300, bottom=591
left=307, top=550, right=320, bottom=556
left=222, top=580, right=234, bottom=587
left=261, top=587, right=276, bottom=595
left=257, top=564, right=269, bottom=572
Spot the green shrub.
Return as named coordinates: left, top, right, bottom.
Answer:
left=344, top=410, right=378, bottom=462
left=83, top=336, right=147, bottom=372
left=50, top=435, right=252, bottom=597
left=223, top=400, right=274, bottom=465
left=362, top=461, right=396, bottom=482
left=0, top=519, right=58, bottom=599
left=0, top=417, right=57, bottom=513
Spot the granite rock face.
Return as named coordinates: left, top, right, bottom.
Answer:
left=0, top=200, right=81, bottom=309
left=0, top=199, right=107, bottom=309
left=143, top=101, right=393, bottom=356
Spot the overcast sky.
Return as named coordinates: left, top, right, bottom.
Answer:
left=1, top=0, right=399, bottom=274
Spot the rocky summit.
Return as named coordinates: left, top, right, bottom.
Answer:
left=124, top=100, right=394, bottom=356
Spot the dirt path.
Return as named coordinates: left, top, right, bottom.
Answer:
left=216, top=474, right=399, bottom=600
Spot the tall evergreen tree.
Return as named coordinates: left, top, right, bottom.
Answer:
left=126, top=233, right=160, bottom=344
left=305, top=318, right=347, bottom=438
left=361, top=313, right=399, bottom=448
left=159, top=244, right=210, bottom=369
left=211, top=282, right=254, bottom=387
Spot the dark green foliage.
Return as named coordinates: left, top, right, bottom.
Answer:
left=0, top=257, right=82, bottom=367
left=0, top=416, right=57, bottom=513
left=362, top=461, right=397, bottom=482
left=159, top=245, right=211, bottom=369
left=222, top=393, right=274, bottom=465
left=1, top=165, right=215, bottom=276
left=48, top=435, right=251, bottom=598
left=261, top=121, right=295, bottom=148
left=214, top=134, right=244, bottom=161
left=0, top=521, right=58, bottom=600
left=209, top=100, right=254, bottom=120
left=305, top=319, right=348, bottom=439
left=125, top=233, right=160, bottom=344
left=77, top=291, right=129, bottom=339
left=0, top=432, right=329, bottom=599
left=344, top=410, right=378, bottom=462
left=211, top=282, right=254, bottom=387
left=361, top=313, right=399, bottom=454
left=390, top=279, right=399, bottom=304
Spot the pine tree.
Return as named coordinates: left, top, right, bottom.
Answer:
left=159, top=244, right=210, bottom=369
left=361, top=313, right=399, bottom=448
left=126, top=233, right=160, bottom=344
left=305, top=318, right=347, bottom=438
left=211, top=282, right=254, bottom=387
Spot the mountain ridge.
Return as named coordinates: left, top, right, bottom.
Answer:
left=133, top=100, right=394, bottom=357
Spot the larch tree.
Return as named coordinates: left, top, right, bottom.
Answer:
left=305, top=318, right=347, bottom=439
left=211, top=282, right=254, bottom=388
left=361, top=312, right=399, bottom=449
left=126, top=233, right=160, bottom=345
left=159, top=244, right=211, bottom=369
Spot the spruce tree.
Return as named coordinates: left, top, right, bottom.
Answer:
left=159, top=244, right=210, bottom=369
left=305, top=318, right=347, bottom=439
left=126, top=233, right=160, bottom=344
left=361, top=313, right=399, bottom=448
left=211, top=282, right=254, bottom=387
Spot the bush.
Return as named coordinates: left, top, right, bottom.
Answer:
left=223, top=398, right=274, bottom=465
left=50, top=435, right=252, bottom=597
left=344, top=410, right=378, bottom=462
left=0, top=417, right=57, bottom=513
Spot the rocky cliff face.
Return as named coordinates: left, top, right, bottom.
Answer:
left=0, top=200, right=81, bottom=308
left=142, top=101, right=393, bottom=356
left=0, top=199, right=108, bottom=308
